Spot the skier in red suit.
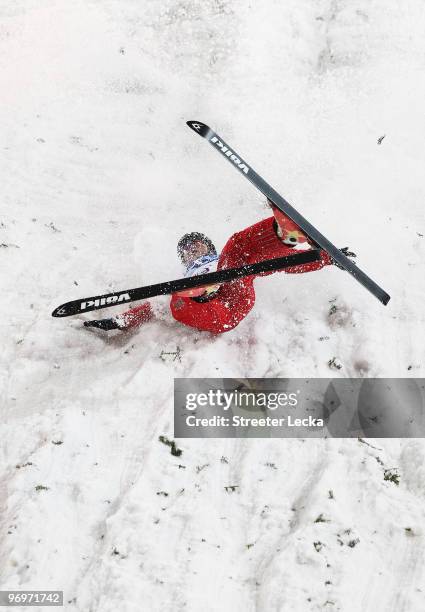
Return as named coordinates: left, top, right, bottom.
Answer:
left=84, top=201, right=354, bottom=333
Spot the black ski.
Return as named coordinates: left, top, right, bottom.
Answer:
left=52, top=250, right=321, bottom=317
left=187, top=120, right=390, bottom=306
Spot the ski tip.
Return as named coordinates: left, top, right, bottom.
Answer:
left=186, top=121, right=211, bottom=138
left=52, top=304, right=69, bottom=317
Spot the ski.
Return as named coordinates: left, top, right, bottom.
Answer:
left=52, top=250, right=321, bottom=318
left=187, top=120, right=390, bottom=306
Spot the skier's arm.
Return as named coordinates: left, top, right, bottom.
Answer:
left=284, top=246, right=358, bottom=273
left=283, top=248, right=332, bottom=274
left=217, top=231, right=247, bottom=270
left=220, top=226, right=332, bottom=275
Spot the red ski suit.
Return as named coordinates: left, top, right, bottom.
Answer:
left=169, top=216, right=332, bottom=333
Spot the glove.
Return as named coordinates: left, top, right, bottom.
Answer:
left=84, top=318, right=120, bottom=331
left=340, top=246, right=357, bottom=258
left=332, top=247, right=357, bottom=269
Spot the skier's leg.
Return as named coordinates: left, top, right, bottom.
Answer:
left=84, top=302, right=153, bottom=331
left=115, top=302, right=154, bottom=329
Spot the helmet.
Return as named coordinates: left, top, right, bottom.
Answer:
left=177, top=232, right=217, bottom=262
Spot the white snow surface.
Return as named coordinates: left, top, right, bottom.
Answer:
left=1, top=1, right=425, bottom=610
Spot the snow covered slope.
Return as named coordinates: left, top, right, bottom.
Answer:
left=1, top=1, right=424, bottom=610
